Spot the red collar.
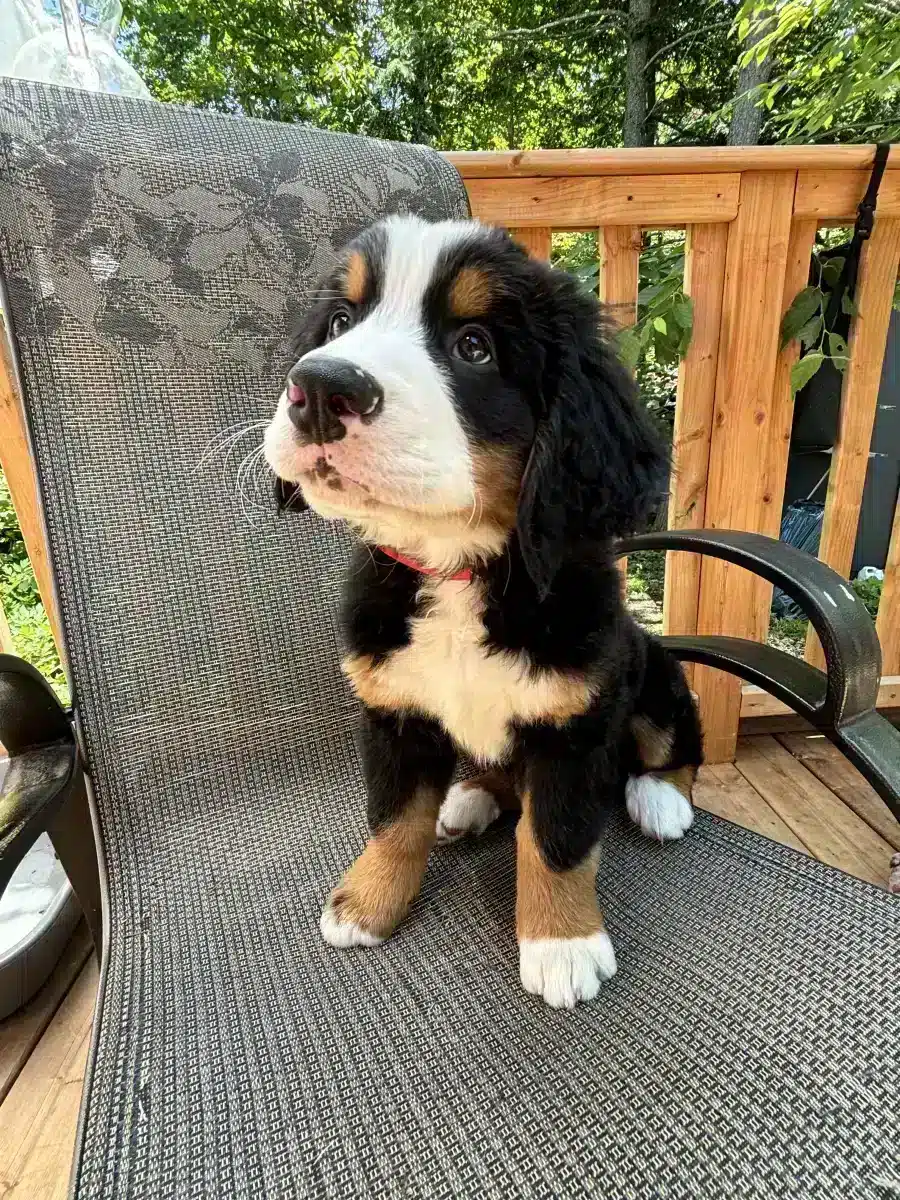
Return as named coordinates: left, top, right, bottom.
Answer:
left=377, top=545, right=472, bottom=582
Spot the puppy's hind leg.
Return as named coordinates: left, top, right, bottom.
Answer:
left=627, top=641, right=703, bottom=842
left=436, top=769, right=519, bottom=844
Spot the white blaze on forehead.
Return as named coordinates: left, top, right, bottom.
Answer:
left=293, top=215, right=482, bottom=511
left=375, top=214, right=482, bottom=320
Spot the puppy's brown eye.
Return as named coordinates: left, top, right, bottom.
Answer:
left=453, top=328, right=493, bottom=365
left=328, top=309, right=352, bottom=340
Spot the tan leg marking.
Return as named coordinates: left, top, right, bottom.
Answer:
left=467, top=771, right=520, bottom=812
left=320, top=789, right=439, bottom=946
left=631, top=715, right=675, bottom=771
left=658, top=762, right=697, bottom=800
left=516, top=795, right=616, bottom=1007
left=516, top=795, right=603, bottom=941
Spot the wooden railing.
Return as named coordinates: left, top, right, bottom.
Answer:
left=447, top=145, right=900, bottom=761
left=0, top=145, right=898, bottom=763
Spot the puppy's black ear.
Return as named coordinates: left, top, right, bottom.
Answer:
left=274, top=476, right=308, bottom=515
left=517, top=312, right=667, bottom=598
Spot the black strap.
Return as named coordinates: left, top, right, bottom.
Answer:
left=824, top=142, right=891, bottom=328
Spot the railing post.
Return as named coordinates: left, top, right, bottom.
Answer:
left=510, top=227, right=552, bottom=260
left=692, top=172, right=798, bottom=762
left=805, top=217, right=900, bottom=667
left=664, top=222, right=729, bottom=682
left=599, top=225, right=641, bottom=589
left=878, top=487, right=900, bottom=676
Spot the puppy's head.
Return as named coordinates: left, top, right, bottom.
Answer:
left=265, top=214, right=666, bottom=594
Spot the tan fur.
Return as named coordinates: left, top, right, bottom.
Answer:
left=631, top=715, right=675, bottom=770
left=463, top=770, right=521, bottom=812
left=343, top=580, right=596, bottom=762
left=470, top=444, right=523, bottom=531
left=344, top=250, right=368, bottom=304
left=516, top=794, right=604, bottom=941
left=449, top=267, right=495, bottom=317
left=656, top=762, right=697, bottom=800
left=326, top=788, right=439, bottom=939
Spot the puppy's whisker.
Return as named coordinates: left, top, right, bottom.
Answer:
left=197, top=421, right=268, bottom=472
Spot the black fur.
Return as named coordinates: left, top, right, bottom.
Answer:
left=286, top=221, right=703, bottom=874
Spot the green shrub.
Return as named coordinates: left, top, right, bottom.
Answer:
left=627, top=550, right=665, bottom=607
left=850, top=575, right=882, bottom=618
left=0, top=469, right=67, bottom=701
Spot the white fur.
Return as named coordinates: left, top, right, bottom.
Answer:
left=519, top=932, right=617, bottom=1009
left=265, top=215, right=480, bottom=515
left=436, top=782, right=501, bottom=844
left=319, top=901, right=384, bottom=948
left=626, top=774, right=694, bottom=841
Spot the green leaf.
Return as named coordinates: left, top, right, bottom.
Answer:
left=780, top=286, right=823, bottom=348
left=671, top=296, right=694, bottom=332
left=652, top=316, right=667, bottom=334
left=841, top=292, right=859, bottom=318
left=637, top=282, right=665, bottom=305
left=827, top=331, right=849, bottom=359
left=821, top=256, right=845, bottom=286
left=790, top=352, right=825, bottom=395
left=830, top=355, right=849, bottom=373
left=616, top=326, right=641, bottom=371
left=797, top=314, right=823, bottom=349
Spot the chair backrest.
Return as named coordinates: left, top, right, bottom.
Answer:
left=0, top=79, right=469, bottom=837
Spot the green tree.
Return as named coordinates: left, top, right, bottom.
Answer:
left=736, top=0, right=900, bottom=142
left=120, top=0, right=375, bottom=128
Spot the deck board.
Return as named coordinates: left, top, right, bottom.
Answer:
left=0, top=734, right=893, bottom=1197
left=0, top=956, right=97, bottom=1199
left=776, top=732, right=900, bottom=850
left=733, top=735, right=894, bottom=887
left=0, top=921, right=92, bottom=1106
left=693, top=762, right=810, bottom=853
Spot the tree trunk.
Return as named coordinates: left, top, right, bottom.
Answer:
left=728, top=15, right=773, bottom=145
left=623, top=0, right=652, bottom=147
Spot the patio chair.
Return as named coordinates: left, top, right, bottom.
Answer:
left=0, top=79, right=898, bottom=1199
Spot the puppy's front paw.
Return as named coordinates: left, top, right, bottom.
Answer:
left=319, top=890, right=387, bottom=948
left=626, top=774, right=694, bottom=841
left=519, top=931, right=617, bottom=1009
left=436, top=781, right=501, bottom=844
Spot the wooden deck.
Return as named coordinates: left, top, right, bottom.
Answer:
left=1, top=732, right=898, bottom=1199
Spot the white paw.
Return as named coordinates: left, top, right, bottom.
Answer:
left=319, top=900, right=385, bottom=949
left=626, top=774, right=694, bottom=841
left=519, top=931, right=617, bottom=1009
left=436, top=783, right=501, bottom=844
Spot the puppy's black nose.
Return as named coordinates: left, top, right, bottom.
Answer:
left=286, top=358, right=383, bottom=444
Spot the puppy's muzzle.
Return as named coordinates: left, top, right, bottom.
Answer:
left=287, top=358, right=383, bottom=445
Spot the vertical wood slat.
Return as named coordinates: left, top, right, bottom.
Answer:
left=663, top=223, right=729, bottom=681
left=692, top=172, right=798, bottom=763
left=0, top=326, right=63, bottom=652
left=510, top=227, right=552, bottom=260
left=599, top=226, right=641, bottom=589
left=876, top=486, right=900, bottom=675
left=805, top=217, right=900, bottom=668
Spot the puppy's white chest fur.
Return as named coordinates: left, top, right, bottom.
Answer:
left=343, top=580, right=593, bottom=762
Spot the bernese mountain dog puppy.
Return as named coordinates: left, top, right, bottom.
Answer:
left=264, top=214, right=703, bottom=1009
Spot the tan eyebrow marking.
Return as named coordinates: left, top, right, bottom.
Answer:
left=345, top=250, right=368, bottom=304
left=449, top=267, right=495, bottom=318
